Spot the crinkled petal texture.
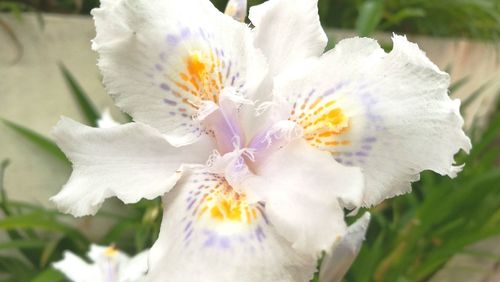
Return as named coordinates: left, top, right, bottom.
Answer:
left=51, top=118, right=214, bottom=217
left=274, top=35, right=471, bottom=207
left=92, top=0, right=267, bottom=146
left=241, top=0, right=327, bottom=135
left=250, top=0, right=327, bottom=80
left=242, top=139, right=365, bottom=256
left=320, top=213, right=371, bottom=282
left=147, top=166, right=316, bottom=282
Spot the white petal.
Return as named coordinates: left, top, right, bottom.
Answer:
left=242, top=139, right=365, bottom=256
left=225, top=0, right=247, bottom=22
left=147, top=166, right=316, bottom=282
left=53, top=251, right=100, bottom=282
left=86, top=244, right=147, bottom=282
left=320, top=213, right=371, bottom=282
left=119, top=250, right=149, bottom=282
left=92, top=0, right=267, bottom=146
left=250, top=0, right=327, bottom=92
left=240, top=0, right=327, bottom=136
left=51, top=117, right=214, bottom=217
left=97, top=108, right=121, bottom=128
left=88, top=244, right=129, bottom=263
left=87, top=244, right=111, bottom=262
left=274, top=35, right=471, bottom=207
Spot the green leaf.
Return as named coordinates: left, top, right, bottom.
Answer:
left=34, top=9, right=45, bottom=30
left=468, top=107, right=500, bottom=159
left=31, top=268, right=65, bottom=282
left=0, top=16, right=23, bottom=63
left=59, top=63, right=101, bottom=126
left=0, top=159, right=10, bottom=209
left=1, top=119, right=69, bottom=164
left=0, top=239, right=45, bottom=251
left=461, top=82, right=492, bottom=112
left=0, top=212, right=89, bottom=251
left=309, top=253, right=325, bottom=282
left=0, top=255, right=34, bottom=281
left=102, top=220, right=138, bottom=244
left=40, top=237, right=63, bottom=268
left=381, top=8, right=426, bottom=29
left=449, top=76, right=470, bottom=94
left=355, top=0, right=384, bottom=37
left=443, top=64, right=452, bottom=74
left=0, top=159, right=44, bottom=267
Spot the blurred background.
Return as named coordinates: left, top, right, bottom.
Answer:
left=0, top=0, right=499, bottom=281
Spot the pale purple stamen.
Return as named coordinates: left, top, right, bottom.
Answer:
left=203, top=98, right=246, bottom=154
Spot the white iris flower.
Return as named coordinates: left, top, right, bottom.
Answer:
left=50, top=0, right=470, bottom=281
left=53, top=245, right=148, bottom=282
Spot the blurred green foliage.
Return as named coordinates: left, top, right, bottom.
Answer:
left=2, top=0, right=499, bottom=39
left=1, top=0, right=500, bottom=281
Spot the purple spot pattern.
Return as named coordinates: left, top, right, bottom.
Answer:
left=144, top=25, right=250, bottom=139
left=334, top=84, right=385, bottom=166
left=179, top=169, right=269, bottom=252
left=288, top=81, right=385, bottom=166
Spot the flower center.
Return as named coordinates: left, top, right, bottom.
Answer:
left=104, top=246, right=118, bottom=257
left=201, top=89, right=249, bottom=155
left=180, top=50, right=223, bottom=102
left=187, top=52, right=207, bottom=79
left=290, top=97, right=351, bottom=148
left=303, top=107, right=348, bottom=135
left=197, top=180, right=257, bottom=226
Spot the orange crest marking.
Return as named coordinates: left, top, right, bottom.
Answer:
left=197, top=181, right=257, bottom=225
left=291, top=94, right=351, bottom=149
left=104, top=246, right=118, bottom=257
left=175, top=50, right=224, bottom=104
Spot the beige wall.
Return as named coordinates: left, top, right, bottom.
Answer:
left=0, top=13, right=128, bottom=240
left=1, top=13, right=111, bottom=207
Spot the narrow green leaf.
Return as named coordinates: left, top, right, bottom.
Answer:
left=449, top=76, right=470, bottom=94
left=102, top=220, right=134, bottom=240
left=0, top=212, right=89, bottom=251
left=461, top=82, right=492, bottom=112
left=59, top=63, right=101, bottom=126
left=0, top=159, right=10, bottom=209
left=0, top=239, right=45, bottom=250
left=443, top=64, right=452, bottom=74
left=2, top=200, right=61, bottom=213
left=40, top=237, right=63, bottom=268
left=0, top=255, right=34, bottom=281
left=380, top=8, right=426, bottom=29
left=0, top=159, right=43, bottom=267
left=31, top=268, right=65, bottom=282
left=468, top=109, right=500, bottom=159
left=0, top=16, right=23, bottom=63
left=1, top=119, right=68, bottom=164
left=355, top=0, right=384, bottom=37
left=34, top=9, right=45, bottom=30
